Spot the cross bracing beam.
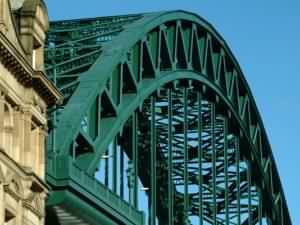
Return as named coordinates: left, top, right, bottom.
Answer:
left=45, top=10, right=292, bottom=225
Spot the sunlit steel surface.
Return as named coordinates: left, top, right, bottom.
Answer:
left=45, top=10, right=292, bottom=225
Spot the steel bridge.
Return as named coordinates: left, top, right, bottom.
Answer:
left=44, top=10, right=292, bottom=225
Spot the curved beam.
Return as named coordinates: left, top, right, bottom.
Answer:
left=53, top=10, right=241, bottom=154
left=84, top=71, right=241, bottom=173
left=48, top=10, right=291, bottom=225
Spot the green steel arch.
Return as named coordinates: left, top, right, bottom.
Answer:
left=45, top=11, right=292, bottom=225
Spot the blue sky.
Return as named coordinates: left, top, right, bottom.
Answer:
left=45, top=0, right=300, bottom=224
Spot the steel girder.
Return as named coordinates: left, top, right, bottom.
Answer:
left=45, top=10, right=292, bottom=225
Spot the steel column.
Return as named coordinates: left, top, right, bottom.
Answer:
left=168, top=88, right=174, bottom=225
left=259, top=188, right=263, bottom=225
left=132, top=112, right=138, bottom=208
left=150, top=95, right=157, bottom=225
left=224, top=118, right=229, bottom=225
left=236, top=137, right=241, bottom=225
left=120, top=142, right=124, bottom=199
left=247, top=161, right=252, bottom=225
left=183, top=87, right=189, bottom=220
left=105, top=149, right=109, bottom=187
left=197, top=91, right=203, bottom=225
left=112, top=136, right=117, bottom=193
left=211, top=103, right=216, bottom=225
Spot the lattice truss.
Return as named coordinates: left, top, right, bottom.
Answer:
left=44, top=11, right=291, bottom=225
left=45, top=14, right=142, bottom=100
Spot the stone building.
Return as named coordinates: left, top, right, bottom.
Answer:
left=0, top=0, right=62, bottom=224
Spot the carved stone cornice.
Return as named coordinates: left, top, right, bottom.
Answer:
left=0, top=31, right=63, bottom=107
left=0, top=147, right=47, bottom=218
left=23, top=193, right=44, bottom=218
left=3, top=183, right=23, bottom=201
left=0, top=148, right=49, bottom=192
left=23, top=202, right=44, bottom=218
left=3, top=181, right=45, bottom=217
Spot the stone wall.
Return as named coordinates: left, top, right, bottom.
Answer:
left=0, top=0, right=62, bottom=224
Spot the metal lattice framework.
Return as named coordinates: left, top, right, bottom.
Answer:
left=44, top=11, right=292, bottom=225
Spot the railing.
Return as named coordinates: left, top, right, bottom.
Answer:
left=46, top=157, right=144, bottom=225
left=69, top=162, right=143, bottom=225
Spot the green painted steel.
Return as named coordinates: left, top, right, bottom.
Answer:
left=45, top=10, right=292, bottom=225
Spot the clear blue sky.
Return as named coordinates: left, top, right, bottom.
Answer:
left=45, top=0, right=300, bottom=224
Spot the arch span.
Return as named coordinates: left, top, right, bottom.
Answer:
left=45, top=10, right=292, bottom=225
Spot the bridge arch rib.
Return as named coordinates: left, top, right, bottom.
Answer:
left=45, top=10, right=291, bottom=225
